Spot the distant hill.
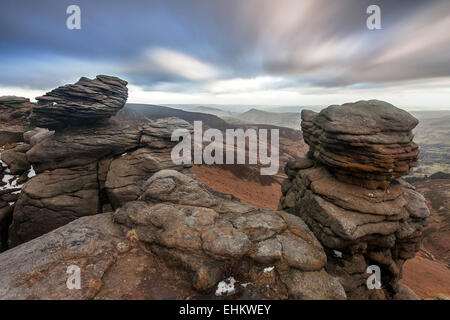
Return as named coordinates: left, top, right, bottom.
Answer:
left=118, top=103, right=230, bottom=130
left=235, top=108, right=300, bottom=129
left=407, top=112, right=450, bottom=179
left=414, top=115, right=450, bottom=146
left=190, top=106, right=236, bottom=118
left=411, top=110, right=450, bottom=120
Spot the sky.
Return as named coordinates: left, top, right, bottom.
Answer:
left=1, top=0, right=450, bottom=110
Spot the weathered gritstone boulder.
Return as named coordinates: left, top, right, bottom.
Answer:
left=26, top=119, right=142, bottom=173
left=6, top=117, right=194, bottom=247
left=0, top=96, right=34, bottom=146
left=30, top=75, right=128, bottom=128
left=301, top=100, right=419, bottom=190
left=0, top=149, right=30, bottom=175
left=280, top=101, right=429, bottom=299
left=104, top=117, right=194, bottom=209
left=112, top=169, right=346, bottom=299
left=0, top=169, right=347, bottom=300
left=0, top=213, right=201, bottom=300
left=0, top=96, right=33, bottom=126
left=8, top=163, right=99, bottom=247
left=105, top=148, right=192, bottom=209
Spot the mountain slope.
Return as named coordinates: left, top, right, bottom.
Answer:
left=236, top=109, right=300, bottom=129
left=119, top=103, right=230, bottom=130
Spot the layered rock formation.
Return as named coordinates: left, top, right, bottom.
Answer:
left=280, top=100, right=429, bottom=299
left=301, top=100, right=419, bottom=190
left=0, top=96, right=33, bottom=146
left=30, top=75, right=128, bottom=128
left=7, top=117, right=195, bottom=247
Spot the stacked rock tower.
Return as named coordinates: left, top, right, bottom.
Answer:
left=279, top=100, right=430, bottom=299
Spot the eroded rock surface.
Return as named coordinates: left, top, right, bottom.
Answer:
left=301, top=100, right=419, bottom=190
left=280, top=100, right=429, bottom=300
left=30, top=75, right=128, bottom=128
left=0, top=96, right=34, bottom=146
left=0, top=171, right=346, bottom=300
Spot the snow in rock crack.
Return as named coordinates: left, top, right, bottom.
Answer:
left=215, top=277, right=236, bottom=296
left=263, top=266, right=275, bottom=272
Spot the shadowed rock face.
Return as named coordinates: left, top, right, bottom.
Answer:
left=30, top=75, right=128, bottom=128
left=280, top=100, right=429, bottom=300
left=301, top=100, right=419, bottom=190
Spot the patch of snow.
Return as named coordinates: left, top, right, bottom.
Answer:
left=215, top=277, right=236, bottom=296
left=11, top=190, right=21, bottom=194
left=263, top=266, right=275, bottom=273
left=368, top=193, right=374, bottom=198
left=333, top=250, right=343, bottom=258
left=0, top=173, right=24, bottom=191
left=121, top=152, right=128, bottom=157
left=240, top=282, right=252, bottom=288
left=8, top=202, right=15, bottom=206
left=1, top=159, right=11, bottom=174
left=28, top=165, right=36, bottom=178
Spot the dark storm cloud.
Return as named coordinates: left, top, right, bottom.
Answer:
left=0, top=0, right=449, bottom=90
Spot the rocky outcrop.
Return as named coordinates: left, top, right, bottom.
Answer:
left=0, top=79, right=425, bottom=300
left=301, top=100, right=419, bottom=190
left=0, top=171, right=346, bottom=300
left=7, top=163, right=99, bottom=246
left=112, top=169, right=345, bottom=299
left=7, top=117, right=193, bottom=247
left=26, top=119, right=141, bottom=173
left=280, top=100, right=429, bottom=299
left=0, top=76, right=194, bottom=248
left=30, top=75, right=128, bottom=128
left=0, top=74, right=350, bottom=300
left=0, top=96, right=33, bottom=146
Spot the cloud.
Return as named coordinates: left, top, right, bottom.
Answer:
left=140, top=48, right=218, bottom=80
left=0, top=0, right=449, bottom=108
left=206, top=76, right=284, bottom=94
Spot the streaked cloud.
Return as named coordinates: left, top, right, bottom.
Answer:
left=0, top=0, right=449, bottom=108
left=206, top=77, right=284, bottom=94
left=140, top=48, right=218, bottom=81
